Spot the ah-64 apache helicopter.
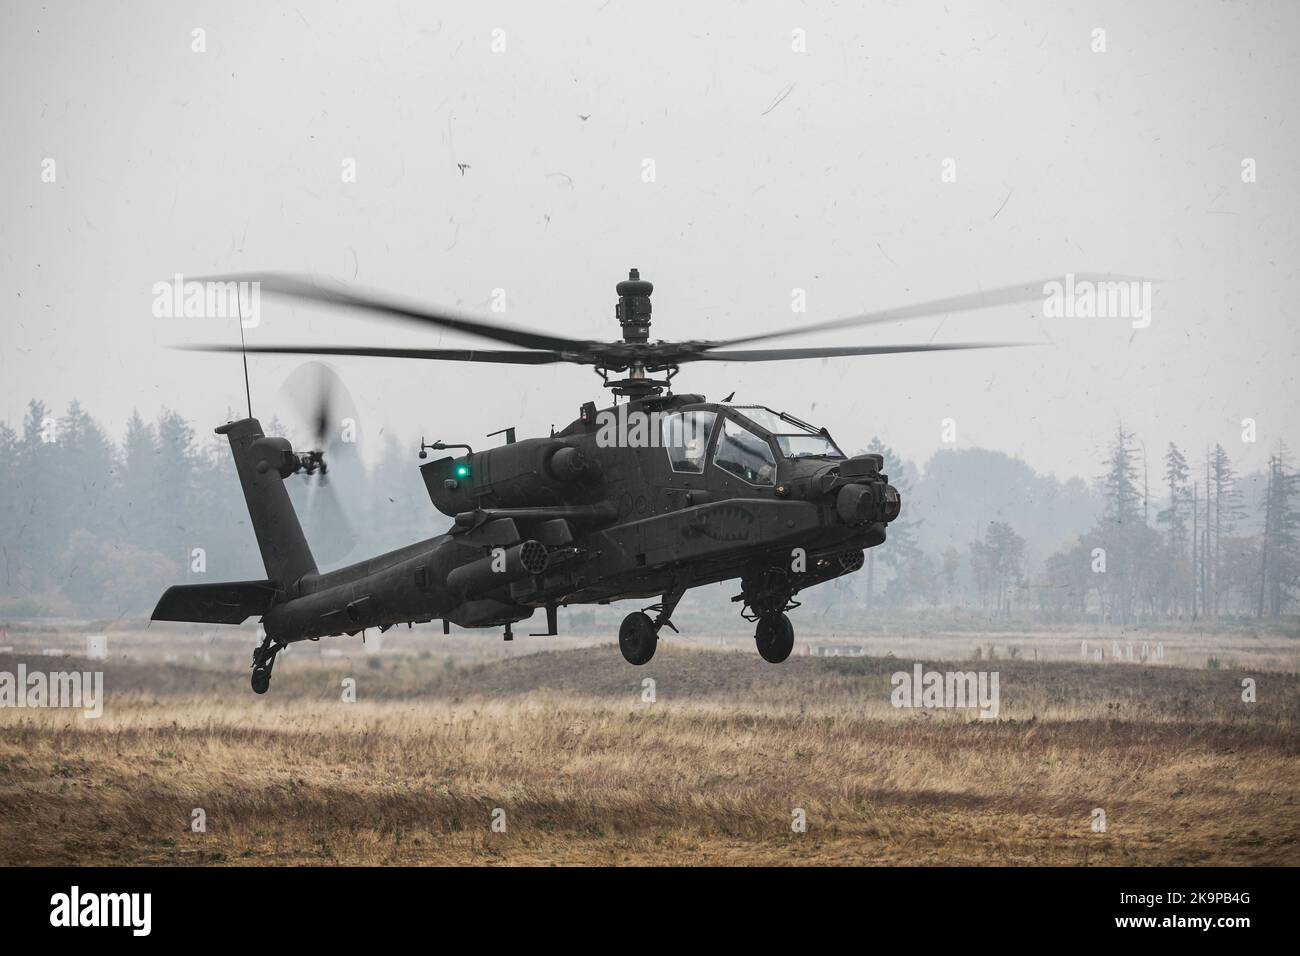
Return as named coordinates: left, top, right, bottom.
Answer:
left=153, top=268, right=1053, bottom=694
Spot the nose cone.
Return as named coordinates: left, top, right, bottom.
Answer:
left=880, top=483, right=901, bottom=522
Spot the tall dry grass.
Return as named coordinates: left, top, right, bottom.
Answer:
left=1, top=643, right=1296, bottom=865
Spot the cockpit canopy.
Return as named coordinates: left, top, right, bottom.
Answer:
left=725, top=405, right=846, bottom=461
left=656, top=402, right=846, bottom=488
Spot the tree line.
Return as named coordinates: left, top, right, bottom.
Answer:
left=842, top=427, right=1299, bottom=626
left=0, top=399, right=437, bottom=618
left=1, top=399, right=1296, bottom=626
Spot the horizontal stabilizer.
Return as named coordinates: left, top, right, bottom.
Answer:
left=152, top=580, right=280, bottom=625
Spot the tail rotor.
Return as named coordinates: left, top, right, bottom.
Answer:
left=279, top=361, right=360, bottom=565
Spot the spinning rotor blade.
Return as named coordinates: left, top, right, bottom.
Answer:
left=175, top=272, right=1099, bottom=373
left=280, top=361, right=360, bottom=565
left=196, top=271, right=594, bottom=353
left=280, top=360, right=354, bottom=448
left=704, top=274, right=1148, bottom=350
left=186, top=344, right=571, bottom=364
left=684, top=341, right=1032, bottom=362
left=187, top=341, right=1028, bottom=365
left=288, top=470, right=357, bottom=566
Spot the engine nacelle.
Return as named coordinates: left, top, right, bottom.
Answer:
left=421, top=437, right=603, bottom=516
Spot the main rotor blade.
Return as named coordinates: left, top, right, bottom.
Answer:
left=181, top=344, right=570, bottom=364
left=195, top=272, right=593, bottom=353
left=706, top=275, right=1147, bottom=349
left=683, top=342, right=1031, bottom=362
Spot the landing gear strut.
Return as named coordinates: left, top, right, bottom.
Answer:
left=251, top=632, right=284, bottom=694
left=618, top=585, right=684, bottom=665
left=735, top=566, right=799, bottom=664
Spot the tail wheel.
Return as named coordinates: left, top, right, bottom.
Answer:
left=755, top=613, right=795, bottom=664
left=251, top=667, right=271, bottom=694
left=619, top=611, right=658, bottom=665
left=250, top=636, right=281, bottom=694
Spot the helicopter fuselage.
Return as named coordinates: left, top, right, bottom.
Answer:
left=251, top=392, right=899, bottom=641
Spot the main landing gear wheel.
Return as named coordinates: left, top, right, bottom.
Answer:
left=755, top=613, right=795, bottom=664
left=619, top=611, right=658, bottom=665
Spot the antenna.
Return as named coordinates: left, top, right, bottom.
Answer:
left=235, top=289, right=253, bottom=419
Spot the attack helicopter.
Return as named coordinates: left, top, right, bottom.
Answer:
left=153, top=268, right=1052, bottom=693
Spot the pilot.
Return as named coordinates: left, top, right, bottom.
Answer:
left=684, top=435, right=704, bottom=468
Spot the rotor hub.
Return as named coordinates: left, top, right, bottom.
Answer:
left=606, top=268, right=673, bottom=397
left=615, top=267, right=653, bottom=344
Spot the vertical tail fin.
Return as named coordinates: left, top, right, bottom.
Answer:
left=217, top=418, right=318, bottom=586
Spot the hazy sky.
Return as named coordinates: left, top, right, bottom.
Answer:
left=3, top=0, right=1297, bottom=484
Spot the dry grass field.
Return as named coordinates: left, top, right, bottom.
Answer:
left=1, top=624, right=1297, bottom=866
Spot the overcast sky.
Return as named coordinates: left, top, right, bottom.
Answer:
left=3, top=0, right=1297, bottom=484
